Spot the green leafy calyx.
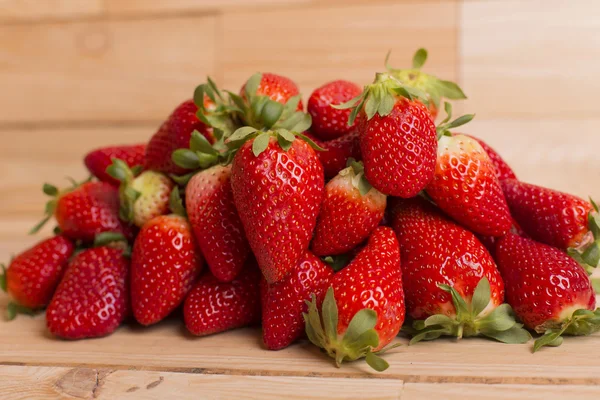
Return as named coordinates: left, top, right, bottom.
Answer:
left=106, top=158, right=143, bottom=223
left=408, top=278, right=531, bottom=345
left=6, top=302, right=37, bottom=321
left=169, top=187, right=187, bottom=218
left=385, top=48, right=467, bottom=110
left=303, top=287, right=399, bottom=372
left=0, top=264, right=7, bottom=293
left=339, top=159, right=376, bottom=197
left=333, top=72, right=430, bottom=126
left=533, top=308, right=600, bottom=352
left=568, top=199, right=600, bottom=274
left=436, top=102, right=475, bottom=140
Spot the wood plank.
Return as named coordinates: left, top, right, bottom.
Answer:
left=0, top=365, right=404, bottom=400
left=459, top=119, right=600, bottom=199
left=103, top=0, right=310, bottom=15
left=403, top=383, right=600, bottom=400
left=0, top=0, right=102, bottom=22
left=459, top=0, right=600, bottom=119
left=0, top=17, right=216, bottom=124
left=220, top=1, right=458, bottom=101
left=1, top=295, right=599, bottom=385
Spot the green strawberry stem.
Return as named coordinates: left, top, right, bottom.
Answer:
left=385, top=48, right=467, bottom=109
left=568, top=199, right=600, bottom=274
left=333, top=72, right=430, bottom=126
left=533, top=308, right=600, bottom=352
left=436, top=102, right=475, bottom=140
left=303, top=287, right=398, bottom=372
left=408, top=278, right=531, bottom=345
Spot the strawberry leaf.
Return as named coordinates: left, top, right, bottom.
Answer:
left=412, top=48, right=428, bottom=69
left=252, top=132, right=271, bottom=157
left=6, top=302, right=37, bottom=321
left=245, top=72, right=262, bottom=101
left=0, top=264, right=7, bottom=292
left=322, top=288, right=339, bottom=345
left=169, top=187, right=187, bottom=218
left=43, top=183, right=58, bottom=196
left=470, top=277, right=491, bottom=316
left=365, top=350, right=389, bottom=372
left=533, top=330, right=564, bottom=352
left=261, top=100, right=285, bottom=129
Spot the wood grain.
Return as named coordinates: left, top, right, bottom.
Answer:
left=459, top=0, right=600, bottom=119
left=1, top=298, right=599, bottom=385
left=0, top=0, right=102, bottom=22
left=0, top=17, right=216, bottom=124
left=0, top=366, right=404, bottom=400
left=220, top=1, right=458, bottom=100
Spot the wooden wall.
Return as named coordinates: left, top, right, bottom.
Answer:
left=1, top=0, right=599, bottom=259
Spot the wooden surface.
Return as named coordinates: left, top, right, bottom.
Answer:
left=2, top=0, right=600, bottom=398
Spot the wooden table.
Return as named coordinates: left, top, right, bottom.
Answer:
left=1, top=294, right=599, bottom=399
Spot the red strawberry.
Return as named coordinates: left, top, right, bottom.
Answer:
left=107, top=159, right=174, bottom=228
left=1, top=236, right=74, bottom=317
left=230, top=131, right=324, bottom=284
left=391, top=198, right=529, bottom=344
left=502, top=180, right=600, bottom=273
left=307, top=80, right=362, bottom=141
left=311, top=161, right=386, bottom=256
left=425, top=109, right=512, bottom=237
left=261, top=251, right=333, bottom=350
left=338, top=73, right=437, bottom=197
left=186, top=164, right=250, bottom=282
left=386, top=48, right=467, bottom=120
left=184, top=260, right=261, bottom=336
left=84, top=144, right=146, bottom=186
left=46, top=246, right=129, bottom=339
left=305, top=130, right=361, bottom=180
left=240, top=72, right=303, bottom=110
left=462, top=134, right=516, bottom=181
left=496, top=233, right=599, bottom=351
left=145, top=99, right=215, bottom=175
left=131, top=214, right=204, bottom=325
left=304, top=227, right=404, bottom=371
left=477, top=217, right=527, bottom=257
left=32, top=181, right=134, bottom=242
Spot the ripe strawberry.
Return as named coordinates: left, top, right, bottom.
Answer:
left=186, top=164, right=250, bottom=282
left=462, top=134, right=516, bottom=181
left=46, top=246, right=129, bottom=340
left=311, top=161, right=386, bottom=256
left=240, top=72, right=303, bottom=110
left=230, top=128, right=324, bottom=284
left=145, top=99, right=215, bottom=175
left=391, top=198, right=529, bottom=344
left=32, top=181, right=134, bottom=242
left=131, top=214, right=204, bottom=325
left=307, top=80, right=362, bottom=141
left=496, top=233, right=599, bottom=351
left=1, top=236, right=74, bottom=318
left=425, top=107, right=512, bottom=237
left=386, top=48, right=467, bottom=119
left=84, top=144, right=146, bottom=186
left=261, top=251, right=333, bottom=350
left=184, top=260, right=261, bottom=336
left=338, top=73, right=437, bottom=197
left=304, top=227, right=404, bottom=371
left=107, top=159, right=174, bottom=228
left=305, top=130, right=361, bottom=180
left=502, top=180, right=600, bottom=273
left=477, top=217, right=527, bottom=257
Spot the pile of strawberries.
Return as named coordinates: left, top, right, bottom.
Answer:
left=2, top=49, right=599, bottom=372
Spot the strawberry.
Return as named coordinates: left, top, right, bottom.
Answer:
left=477, top=217, right=527, bottom=257
left=240, top=72, right=303, bottom=110
left=31, top=181, right=134, bottom=242
left=185, top=164, right=250, bottom=282
left=261, top=251, right=333, bottom=350
left=386, top=48, right=467, bottom=119
left=391, top=198, right=530, bottom=344
left=84, top=144, right=146, bottom=186
left=229, top=126, right=324, bottom=284
left=184, top=260, right=261, bottom=336
left=145, top=99, right=215, bottom=175
left=1, top=236, right=74, bottom=318
left=107, top=159, right=174, bottom=228
left=311, top=161, right=386, bottom=256
left=131, top=213, right=204, bottom=325
left=337, top=73, right=437, bottom=198
left=304, top=130, right=361, bottom=180
left=501, top=179, right=600, bottom=273
left=307, top=80, right=362, bottom=140
left=46, top=246, right=129, bottom=339
left=496, top=233, right=599, bottom=351
left=462, top=134, right=516, bottom=181
left=304, top=227, right=404, bottom=371
left=425, top=105, right=512, bottom=237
